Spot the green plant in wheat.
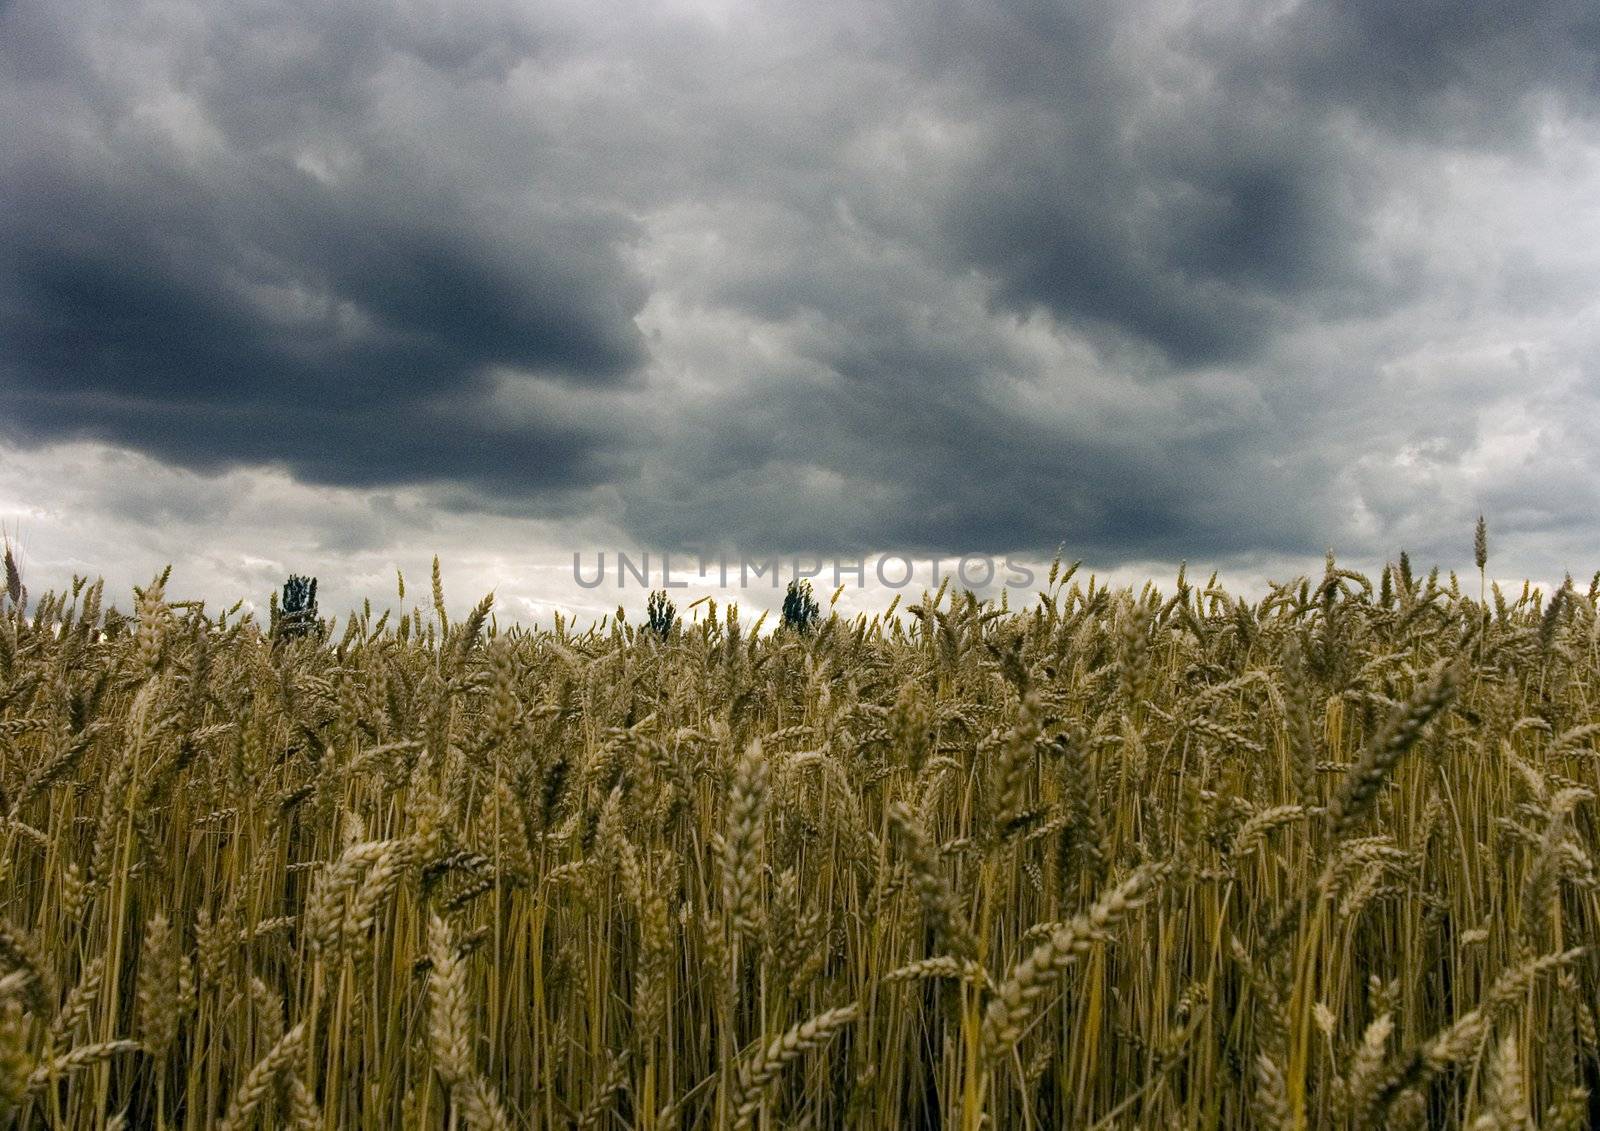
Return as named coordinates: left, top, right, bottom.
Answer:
left=269, top=574, right=323, bottom=643
left=780, top=578, right=819, bottom=635
left=645, top=590, right=677, bottom=643
left=0, top=528, right=1596, bottom=1128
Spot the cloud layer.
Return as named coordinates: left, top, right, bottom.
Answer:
left=4, top=0, right=1600, bottom=599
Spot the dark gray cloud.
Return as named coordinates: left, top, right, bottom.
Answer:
left=3, top=0, right=1600, bottom=578
left=892, top=0, right=1595, bottom=368
left=1235, top=0, right=1600, bottom=137
left=0, top=0, right=645, bottom=501
left=621, top=241, right=1327, bottom=560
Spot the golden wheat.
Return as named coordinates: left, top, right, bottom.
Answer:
left=0, top=550, right=1595, bottom=1127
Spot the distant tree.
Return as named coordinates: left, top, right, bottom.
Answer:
left=646, top=588, right=677, bottom=641
left=272, top=574, right=323, bottom=642
left=781, top=579, right=820, bottom=635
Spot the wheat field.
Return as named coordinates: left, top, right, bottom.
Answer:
left=0, top=551, right=1597, bottom=1129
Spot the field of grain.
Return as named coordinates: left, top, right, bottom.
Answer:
left=0, top=553, right=1597, bottom=1129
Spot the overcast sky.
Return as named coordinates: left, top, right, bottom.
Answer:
left=3, top=0, right=1600, bottom=619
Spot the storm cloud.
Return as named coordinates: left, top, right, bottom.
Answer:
left=4, top=0, right=1600, bottom=591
